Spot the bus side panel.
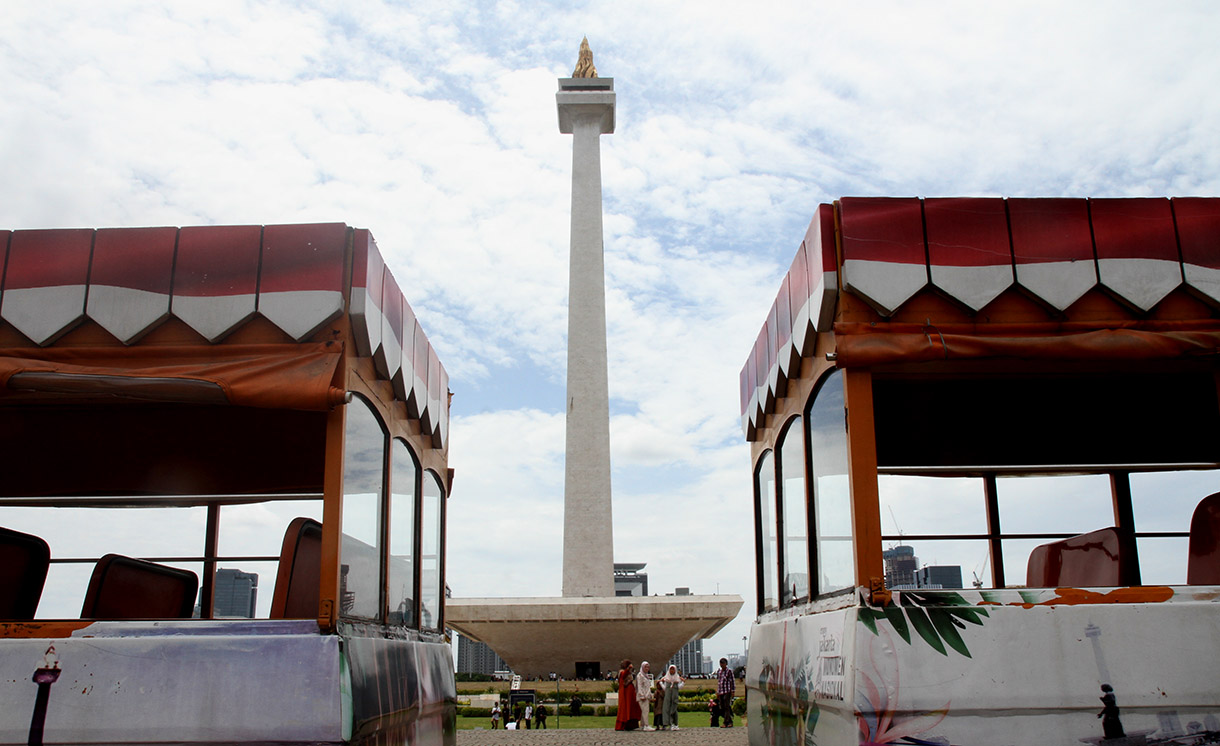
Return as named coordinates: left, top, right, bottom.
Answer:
left=0, top=625, right=344, bottom=745
left=747, top=605, right=858, bottom=746
left=345, top=634, right=456, bottom=746
left=853, top=588, right=1220, bottom=746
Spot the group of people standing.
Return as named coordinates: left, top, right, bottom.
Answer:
left=613, top=657, right=736, bottom=731
left=489, top=701, right=546, bottom=730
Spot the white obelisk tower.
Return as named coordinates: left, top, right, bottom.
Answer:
left=558, top=38, right=616, bottom=598
left=444, top=41, right=742, bottom=677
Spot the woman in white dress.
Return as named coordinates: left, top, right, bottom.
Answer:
left=635, top=661, right=655, bottom=730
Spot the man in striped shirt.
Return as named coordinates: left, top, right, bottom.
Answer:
left=714, top=658, right=735, bottom=727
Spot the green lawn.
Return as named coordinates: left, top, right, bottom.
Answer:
left=458, top=711, right=741, bottom=731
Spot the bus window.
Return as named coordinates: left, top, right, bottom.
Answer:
left=420, top=470, right=444, bottom=631
left=754, top=450, right=778, bottom=612
left=2, top=505, right=207, bottom=619
left=341, top=396, right=387, bottom=621
left=389, top=439, right=419, bottom=626
left=879, top=476, right=990, bottom=588
left=778, top=418, right=808, bottom=605
left=808, top=371, right=853, bottom=595
left=218, top=500, right=323, bottom=618
left=997, top=474, right=1114, bottom=586
left=996, top=474, right=1113, bottom=534
left=1130, top=469, right=1220, bottom=585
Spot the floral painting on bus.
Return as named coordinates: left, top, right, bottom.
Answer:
left=747, top=588, right=1220, bottom=746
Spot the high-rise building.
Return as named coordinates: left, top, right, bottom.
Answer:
left=884, top=546, right=964, bottom=590
left=918, top=565, right=963, bottom=589
left=669, top=637, right=706, bottom=675
left=213, top=569, right=258, bottom=618
left=456, top=633, right=511, bottom=677
left=883, top=545, right=917, bottom=588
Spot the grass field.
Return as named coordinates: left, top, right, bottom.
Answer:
left=457, top=712, right=742, bottom=730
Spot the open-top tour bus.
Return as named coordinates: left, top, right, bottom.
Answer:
left=0, top=224, right=455, bottom=745
left=741, top=197, right=1220, bottom=746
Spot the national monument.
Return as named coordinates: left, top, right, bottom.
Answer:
left=446, top=40, right=742, bottom=678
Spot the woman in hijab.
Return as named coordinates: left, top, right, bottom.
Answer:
left=614, top=660, right=641, bottom=731
left=635, top=661, right=655, bottom=730
left=660, top=664, right=685, bottom=730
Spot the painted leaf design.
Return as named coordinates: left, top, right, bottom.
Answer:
left=927, top=608, right=972, bottom=658
left=882, top=603, right=911, bottom=644
left=901, top=603, right=947, bottom=656
left=1018, top=589, right=1044, bottom=604
left=979, top=590, right=1004, bottom=604
left=859, top=607, right=882, bottom=635
left=940, top=605, right=988, bottom=625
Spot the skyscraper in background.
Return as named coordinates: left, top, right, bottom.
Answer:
left=213, top=569, right=258, bottom=618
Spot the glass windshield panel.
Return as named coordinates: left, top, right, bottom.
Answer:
left=1129, top=470, right=1220, bottom=533
left=755, top=451, right=778, bottom=611
left=778, top=419, right=809, bottom=605
left=341, top=397, right=386, bottom=621
left=217, top=500, right=323, bottom=557
left=420, top=470, right=444, bottom=630
left=809, top=371, right=853, bottom=595
left=389, top=440, right=419, bottom=627
left=996, top=474, right=1114, bottom=535
left=879, top=476, right=987, bottom=536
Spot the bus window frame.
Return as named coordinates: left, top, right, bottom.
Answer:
left=419, top=468, right=447, bottom=632
left=776, top=414, right=809, bottom=608
left=753, top=449, right=777, bottom=615
left=389, top=437, right=422, bottom=628
left=339, top=393, right=389, bottom=623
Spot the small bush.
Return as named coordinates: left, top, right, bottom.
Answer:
left=458, top=707, right=492, bottom=718
left=732, top=697, right=746, bottom=716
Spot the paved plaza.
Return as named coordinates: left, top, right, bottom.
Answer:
left=457, top=726, right=747, bottom=746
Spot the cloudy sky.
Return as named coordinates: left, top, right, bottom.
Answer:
left=3, top=1, right=1219, bottom=664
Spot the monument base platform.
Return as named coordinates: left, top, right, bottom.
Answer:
left=447, top=594, right=743, bottom=680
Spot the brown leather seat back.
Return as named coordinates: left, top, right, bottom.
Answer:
left=1027, top=527, right=1123, bottom=587
left=0, top=526, right=51, bottom=620
left=270, top=517, right=322, bottom=619
left=1188, top=492, right=1220, bottom=585
left=81, top=554, right=198, bottom=619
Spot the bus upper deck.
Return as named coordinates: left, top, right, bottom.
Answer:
left=0, top=224, right=455, bottom=745
left=741, top=197, right=1220, bottom=746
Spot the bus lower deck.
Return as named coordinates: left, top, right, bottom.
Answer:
left=742, top=197, right=1220, bottom=746
left=0, top=224, right=456, bottom=745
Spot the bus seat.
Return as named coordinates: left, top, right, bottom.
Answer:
left=1026, top=527, right=1124, bottom=587
left=1187, top=492, right=1220, bottom=585
left=81, top=554, right=198, bottom=619
left=270, top=517, right=322, bottom=619
left=0, top=526, right=51, bottom=619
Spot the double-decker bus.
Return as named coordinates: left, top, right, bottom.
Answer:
left=741, top=197, right=1220, bottom=746
left=0, top=223, right=455, bottom=745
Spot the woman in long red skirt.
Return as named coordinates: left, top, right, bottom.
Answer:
left=614, top=659, right=641, bottom=731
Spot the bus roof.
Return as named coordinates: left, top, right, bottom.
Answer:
left=0, top=223, right=449, bottom=473
left=741, top=197, right=1220, bottom=440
